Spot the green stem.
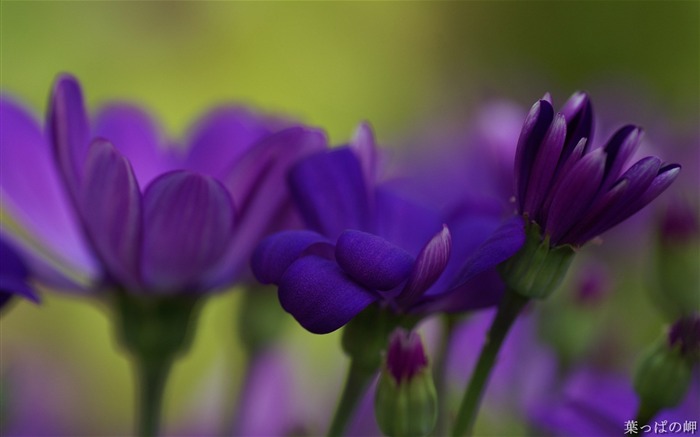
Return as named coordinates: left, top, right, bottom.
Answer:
left=634, top=401, right=659, bottom=428
left=434, top=315, right=457, bottom=437
left=451, top=291, right=529, bottom=437
left=136, top=357, right=173, bottom=437
left=327, top=361, right=375, bottom=437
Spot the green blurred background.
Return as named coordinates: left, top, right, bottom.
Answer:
left=1, top=1, right=698, bottom=435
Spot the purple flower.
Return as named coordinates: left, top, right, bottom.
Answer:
left=515, top=92, right=681, bottom=247
left=252, top=126, right=524, bottom=334
left=0, top=237, right=39, bottom=309
left=1, top=74, right=326, bottom=295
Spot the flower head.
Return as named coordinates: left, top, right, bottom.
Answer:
left=514, top=92, right=681, bottom=247
left=1, top=74, right=325, bottom=295
left=252, top=126, right=524, bottom=333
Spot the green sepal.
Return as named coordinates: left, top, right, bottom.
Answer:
left=111, top=290, right=203, bottom=363
left=342, top=305, right=417, bottom=373
left=498, top=222, right=575, bottom=300
left=375, top=365, right=437, bottom=437
left=633, top=338, right=692, bottom=412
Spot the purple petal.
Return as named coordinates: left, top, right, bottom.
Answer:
left=540, top=137, right=588, bottom=224
left=48, top=74, right=90, bottom=200
left=350, top=121, right=380, bottom=188
left=251, top=230, right=330, bottom=285
left=185, top=106, right=277, bottom=178
left=451, top=216, right=526, bottom=287
left=93, top=103, right=172, bottom=186
left=335, top=230, right=414, bottom=291
left=80, top=140, right=142, bottom=287
left=564, top=179, right=630, bottom=246
left=514, top=99, right=554, bottom=213
left=398, top=225, right=451, bottom=307
left=289, top=147, right=371, bottom=239
left=568, top=157, right=661, bottom=244
left=523, top=113, right=566, bottom=218
left=580, top=163, right=681, bottom=243
left=545, top=149, right=606, bottom=244
left=142, top=171, right=235, bottom=292
left=0, top=238, right=39, bottom=306
left=0, top=97, right=96, bottom=286
left=560, top=92, right=594, bottom=156
left=601, top=125, right=643, bottom=189
left=374, top=188, right=444, bottom=256
left=208, top=127, right=327, bottom=285
left=278, top=256, right=377, bottom=334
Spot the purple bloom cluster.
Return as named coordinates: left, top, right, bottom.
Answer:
left=515, top=92, right=681, bottom=246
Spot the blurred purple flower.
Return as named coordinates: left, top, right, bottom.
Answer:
left=529, top=367, right=700, bottom=437
left=515, top=92, right=681, bottom=247
left=252, top=126, right=524, bottom=333
left=0, top=237, right=39, bottom=309
left=1, top=74, right=326, bottom=295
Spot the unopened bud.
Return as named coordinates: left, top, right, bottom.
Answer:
left=669, top=315, right=700, bottom=364
left=634, top=336, right=692, bottom=412
left=374, top=329, right=437, bottom=437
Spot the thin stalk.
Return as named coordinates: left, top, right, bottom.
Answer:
left=327, top=361, right=374, bottom=437
left=136, top=357, right=173, bottom=437
left=451, top=291, right=529, bottom=437
left=634, top=401, right=659, bottom=428
left=434, top=315, right=457, bottom=437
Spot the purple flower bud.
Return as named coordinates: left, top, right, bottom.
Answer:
left=660, top=200, right=699, bottom=244
left=514, top=93, right=681, bottom=247
left=386, top=328, right=428, bottom=383
left=668, top=315, right=700, bottom=359
left=573, top=263, right=612, bottom=305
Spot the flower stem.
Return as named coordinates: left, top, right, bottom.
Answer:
left=111, top=291, right=202, bottom=437
left=634, top=401, right=659, bottom=428
left=434, top=315, right=457, bottom=437
left=327, top=361, right=374, bottom=437
left=451, top=291, right=529, bottom=437
left=136, top=356, right=173, bottom=437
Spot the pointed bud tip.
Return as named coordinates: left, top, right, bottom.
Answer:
left=386, top=328, right=428, bottom=383
left=668, top=315, right=700, bottom=359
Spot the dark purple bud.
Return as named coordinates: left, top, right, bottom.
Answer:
left=668, top=315, right=700, bottom=359
left=386, top=328, right=428, bottom=383
left=573, top=263, right=611, bottom=305
left=660, top=200, right=699, bottom=244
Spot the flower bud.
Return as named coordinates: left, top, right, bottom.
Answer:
left=652, top=201, right=700, bottom=320
left=668, top=314, right=700, bottom=364
left=374, top=329, right=437, bottom=437
left=498, top=222, right=575, bottom=300
left=634, top=335, right=692, bottom=413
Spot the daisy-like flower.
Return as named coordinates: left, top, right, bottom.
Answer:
left=1, top=74, right=326, bottom=436
left=1, top=74, right=325, bottom=296
left=514, top=92, right=681, bottom=247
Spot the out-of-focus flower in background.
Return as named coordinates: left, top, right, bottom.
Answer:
left=0, top=237, right=39, bottom=311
